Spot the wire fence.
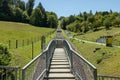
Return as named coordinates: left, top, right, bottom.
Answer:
left=97, top=75, right=120, bottom=80
left=22, top=39, right=56, bottom=80
left=4, top=29, right=56, bottom=49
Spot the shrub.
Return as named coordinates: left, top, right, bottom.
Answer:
left=0, top=43, right=11, bottom=65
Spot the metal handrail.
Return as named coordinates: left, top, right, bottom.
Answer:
left=22, top=39, right=56, bottom=80
left=63, top=39, right=97, bottom=80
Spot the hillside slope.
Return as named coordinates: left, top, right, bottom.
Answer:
left=0, top=21, right=53, bottom=43
left=66, top=28, right=120, bottom=76
left=0, top=21, right=55, bottom=67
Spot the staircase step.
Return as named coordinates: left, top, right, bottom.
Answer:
left=52, top=60, right=68, bottom=62
left=44, top=79, right=76, bottom=80
left=51, top=62, right=69, bottom=65
left=52, top=58, right=67, bottom=60
left=53, top=54, right=66, bottom=56
left=49, top=69, right=71, bottom=73
left=53, top=57, right=67, bottom=59
left=50, top=65, right=70, bottom=69
left=47, top=73, right=75, bottom=79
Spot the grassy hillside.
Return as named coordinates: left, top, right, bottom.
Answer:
left=0, top=21, right=56, bottom=67
left=74, top=28, right=120, bottom=46
left=71, top=39, right=120, bottom=76
left=0, top=21, right=53, bottom=44
left=63, top=28, right=120, bottom=76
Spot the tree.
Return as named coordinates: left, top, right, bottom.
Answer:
left=83, top=12, right=88, bottom=21
left=14, top=7, right=23, bottom=22
left=30, top=8, right=42, bottom=26
left=67, top=21, right=82, bottom=32
left=0, top=0, right=14, bottom=21
left=103, top=18, right=111, bottom=30
left=19, top=1, right=25, bottom=11
left=78, top=12, right=83, bottom=17
left=61, top=19, right=67, bottom=29
left=67, top=15, right=76, bottom=24
left=47, top=12, right=58, bottom=28
left=112, top=18, right=120, bottom=27
left=93, top=20, right=101, bottom=31
left=89, top=10, right=93, bottom=15
left=59, top=16, right=65, bottom=20
left=0, top=0, right=3, bottom=7
left=10, top=0, right=19, bottom=6
left=22, top=11, right=30, bottom=23
left=81, top=21, right=89, bottom=33
left=88, top=15, right=95, bottom=24
left=26, top=0, right=35, bottom=16
left=37, top=2, right=47, bottom=27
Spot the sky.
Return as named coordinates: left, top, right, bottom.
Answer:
left=23, top=0, right=120, bottom=18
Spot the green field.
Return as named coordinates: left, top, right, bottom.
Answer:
left=63, top=28, right=120, bottom=76
left=75, top=28, right=120, bottom=45
left=0, top=21, right=56, bottom=67
left=0, top=21, right=54, bottom=44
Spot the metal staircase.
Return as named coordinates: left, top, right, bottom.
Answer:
left=44, top=48, right=75, bottom=80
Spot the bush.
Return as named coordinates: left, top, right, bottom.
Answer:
left=0, top=43, right=11, bottom=65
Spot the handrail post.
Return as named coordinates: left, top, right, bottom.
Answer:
left=22, top=69, right=25, bottom=80
left=70, top=50, right=73, bottom=70
left=94, top=68, right=97, bottom=80
left=46, top=50, right=49, bottom=78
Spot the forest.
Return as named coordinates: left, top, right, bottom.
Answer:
left=0, top=0, right=58, bottom=28
left=60, top=10, right=120, bottom=33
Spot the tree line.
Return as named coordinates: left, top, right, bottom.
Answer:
left=60, top=10, right=120, bottom=33
left=0, top=0, right=58, bottom=28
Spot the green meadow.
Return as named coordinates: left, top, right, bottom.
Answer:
left=0, top=21, right=56, bottom=67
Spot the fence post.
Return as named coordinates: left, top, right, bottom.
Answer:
left=16, top=40, right=18, bottom=48
left=22, top=40, right=24, bottom=47
left=27, top=39, right=29, bottom=45
left=41, top=36, right=46, bottom=51
left=32, top=41, right=34, bottom=59
left=9, top=40, right=11, bottom=49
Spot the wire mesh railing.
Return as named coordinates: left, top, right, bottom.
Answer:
left=97, top=75, right=120, bottom=80
left=22, top=39, right=56, bottom=80
left=63, top=39, right=97, bottom=80
left=0, top=66, right=20, bottom=80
